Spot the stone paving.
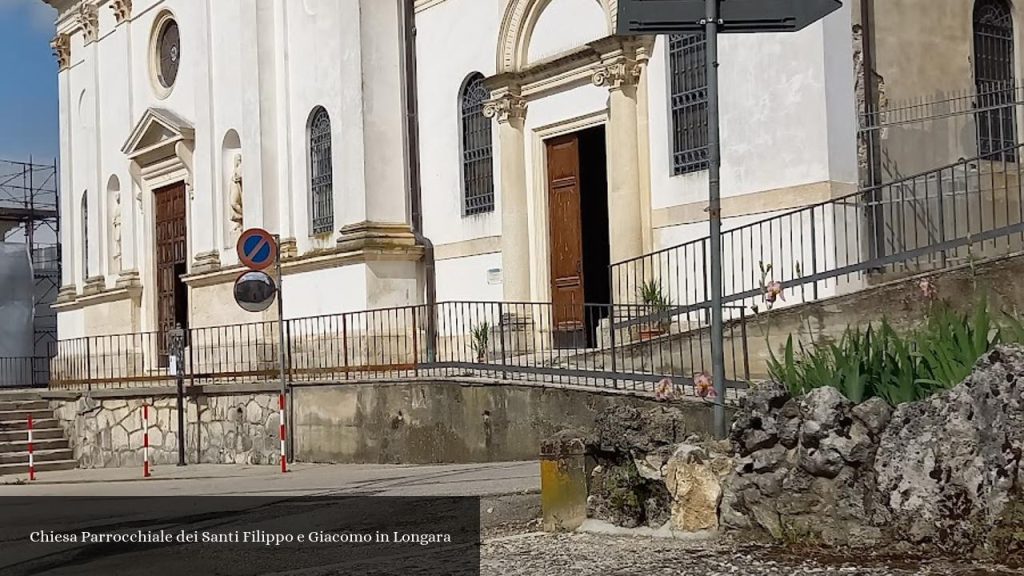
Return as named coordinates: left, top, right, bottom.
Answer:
left=481, top=533, right=1023, bottom=576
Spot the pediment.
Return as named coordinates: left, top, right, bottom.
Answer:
left=121, top=108, right=195, bottom=160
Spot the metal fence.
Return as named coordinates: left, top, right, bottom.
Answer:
left=611, top=142, right=1024, bottom=317
left=0, top=355, right=53, bottom=388
left=49, top=300, right=750, bottom=401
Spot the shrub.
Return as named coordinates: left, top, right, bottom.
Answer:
left=769, top=295, right=1015, bottom=405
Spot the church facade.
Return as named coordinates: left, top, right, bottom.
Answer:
left=46, top=0, right=858, bottom=341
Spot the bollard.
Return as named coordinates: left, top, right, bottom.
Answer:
left=279, top=393, right=287, bottom=474
left=27, top=415, right=35, bottom=481
left=143, top=404, right=151, bottom=478
left=539, top=435, right=588, bottom=532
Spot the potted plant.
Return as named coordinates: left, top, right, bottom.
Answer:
left=637, top=280, right=672, bottom=340
left=471, top=321, right=490, bottom=362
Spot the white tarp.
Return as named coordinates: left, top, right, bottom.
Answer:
left=0, top=243, right=34, bottom=386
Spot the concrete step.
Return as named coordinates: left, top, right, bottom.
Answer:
left=0, top=459, right=77, bottom=476
left=0, top=427, right=64, bottom=442
left=0, top=418, right=61, bottom=432
left=0, top=400, right=49, bottom=412
left=0, top=391, right=44, bottom=402
left=0, top=448, right=74, bottom=465
left=0, top=409, right=56, bottom=423
left=0, top=438, right=69, bottom=454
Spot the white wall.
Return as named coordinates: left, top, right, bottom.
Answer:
left=527, top=0, right=606, bottom=64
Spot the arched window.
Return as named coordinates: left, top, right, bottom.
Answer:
left=460, top=73, right=494, bottom=215
left=668, top=33, right=709, bottom=175
left=974, top=0, right=1017, bottom=160
left=80, top=191, right=89, bottom=280
left=308, top=106, right=334, bottom=235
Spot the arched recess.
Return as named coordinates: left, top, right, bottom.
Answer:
left=106, top=175, right=122, bottom=273
left=221, top=129, right=242, bottom=247
left=497, top=0, right=617, bottom=73
left=973, top=0, right=1018, bottom=160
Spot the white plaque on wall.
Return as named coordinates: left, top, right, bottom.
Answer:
left=487, top=268, right=503, bottom=285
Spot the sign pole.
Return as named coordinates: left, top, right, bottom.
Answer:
left=273, top=235, right=290, bottom=468
left=705, top=0, right=727, bottom=439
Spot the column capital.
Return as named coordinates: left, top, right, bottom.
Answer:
left=484, top=93, right=528, bottom=124
left=110, top=0, right=133, bottom=25
left=592, top=57, right=645, bottom=91
left=77, top=2, right=99, bottom=44
left=51, top=33, right=71, bottom=71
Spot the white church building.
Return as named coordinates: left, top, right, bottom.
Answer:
left=45, top=0, right=857, bottom=343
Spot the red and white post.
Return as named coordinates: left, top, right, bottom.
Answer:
left=27, top=415, right=35, bottom=481
left=279, top=393, right=287, bottom=474
left=143, top=405, right=151, bottom=478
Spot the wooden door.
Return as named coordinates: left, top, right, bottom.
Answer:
left=547, top=134, right=585, bottom=334
left=154, top=182, right=188, bottom=364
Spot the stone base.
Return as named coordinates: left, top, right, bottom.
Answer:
left=82, top=276, right=106, bottom=296
left=191, top=251, right=221, bottom=274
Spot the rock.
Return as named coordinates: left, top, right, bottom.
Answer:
left=799, top=446, right=844, bottom=479
left=800, top=387, right=852, bottom=433
left=852, top=397, right=893, bottom=436
left=594, top=406, right=686, bottom=454
left=821, top=422, right=874, bottom=465
left=587, top=460, right=646, bottom=529
left=800, top=420, right=823, bottom=448
left=246, top=401, right=263, bottom=425
left=740, top=429, right=776, bottom=455
left=874, top=346, right=1024, bottom=553
left=664, top=443, right=729, bottom=532
left=751, top=444, right=787, bottom=472
left=779, top=417, right=801, bottom=449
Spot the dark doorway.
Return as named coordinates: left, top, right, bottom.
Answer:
left=546, top=125, right=610, bottom=348
left=154, top=182, right=189, bottom=367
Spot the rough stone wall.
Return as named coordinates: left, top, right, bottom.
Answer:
left=50, top=392, right=281, bottom=468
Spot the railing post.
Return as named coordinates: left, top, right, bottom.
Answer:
left=342, top=314, right=349, bottom=380
left=498, top=302, right=507, bottom=371
left=740, top=306, right=750, bottom=382
left=937, top=167, right=947, bottom=268
left=809, top=210, right=819, bottom=301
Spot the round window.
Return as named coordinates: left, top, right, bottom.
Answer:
left=156, top=19, right=180, bottom=89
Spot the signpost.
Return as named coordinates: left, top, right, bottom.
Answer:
left=617, top=0, right=842, bottom=439
left=168, top=325, right=186, bottom=467
left=235, top=228, right=290, bottom=469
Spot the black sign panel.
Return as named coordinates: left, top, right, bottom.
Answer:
left=617, top=0, right=843, bottom=34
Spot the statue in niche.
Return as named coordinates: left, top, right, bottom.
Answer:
left=111, top=190, right=122, bottom=269
left=230, top=153, right=244, bottom=234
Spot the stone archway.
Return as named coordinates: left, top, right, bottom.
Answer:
left=496, top=0, right=618, bottom=73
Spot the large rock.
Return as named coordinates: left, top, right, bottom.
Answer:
left=594, top=405, right=688, bottom=454
left=664, top=444, right=732, bottom=532
left=874, top=346, right=1024, bottom=553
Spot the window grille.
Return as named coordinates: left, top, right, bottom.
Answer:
left=669, top=33, right=709, bottom=175
left=309, top=107, right=334, bottom=234
left=974, top=0, right=1017, bottom=161
left=460, top=74, right=495, bottom=215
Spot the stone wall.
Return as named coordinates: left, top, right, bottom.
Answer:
left=50, top=389, right=281, bottom=468
left=44, top=378, right=718, bottom=468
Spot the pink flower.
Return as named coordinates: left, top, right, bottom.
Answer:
left=694, top=372, right=716, bottom=399
left=919, top=278, right=937, bottom=301
left=764, top=281, right=785, bottom=305
left=655, top=378, right=675, bottom=401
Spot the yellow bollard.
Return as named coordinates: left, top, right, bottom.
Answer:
left=540, top=435, right=588, bottom=532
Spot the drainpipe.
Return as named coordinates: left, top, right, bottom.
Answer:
left=400, top=0, right=438, bottom=361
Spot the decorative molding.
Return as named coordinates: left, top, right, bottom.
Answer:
left=279, top=238, right=299, bottom=260
left=114, top=269, right=141, bottom=289
left=52, top=285, right=142, bottom=312
left=51, top=33, right=71, bottom=71
left=110, top=0, right=132, bottom=25
left=335, top=221, right=419, bottom=254
left=191, top=251, right=221, bottom=275
left=497, top=0, right=618, bottom=74
left=592, top=56, right=644, bottom=90
left=82, top=275, right=107, bottom=296
left=56, top=284, right=78, bottom=305
left=414, top=0, right=446, bottom=12
left=483, top=92, right=528, bottom=124
left=434, top=236, right=502, bottom=261
left=77, top=2, right=99, bottom=44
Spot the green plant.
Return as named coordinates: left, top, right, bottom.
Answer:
left=471, top=322, right=490, bottom=362
left=637, top=280, right=672, bottom=331
left=769, top=295, right=1021, bottom=405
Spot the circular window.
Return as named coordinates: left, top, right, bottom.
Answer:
left=155, top=18, right=180, bottom=89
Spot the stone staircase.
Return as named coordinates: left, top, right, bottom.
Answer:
left=0, top=392, right=76, bottom=476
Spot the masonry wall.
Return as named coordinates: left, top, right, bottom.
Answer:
left=44, top=379, right=715, bottom=468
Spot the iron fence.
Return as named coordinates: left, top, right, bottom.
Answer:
left=611, top=142, right=1024, bottom=317
left=0, top=356, right=52, bottom=388
left=49, top=300, right=750, bottom=401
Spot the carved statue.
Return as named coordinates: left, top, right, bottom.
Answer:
left=230, top=153, right=244, bottom=233
left=111, top=191, right=122, bottom=269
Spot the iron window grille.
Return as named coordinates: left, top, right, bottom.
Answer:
left=309, top=107, right=334, bottom=235
left=460, top=73, right=495, bottom=215
left=669, top=33, right=709, bottom=175
left=974, top=0, right=1018, bottom=162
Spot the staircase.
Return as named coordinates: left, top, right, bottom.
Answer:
left=0, top=392, right=76, bottom=476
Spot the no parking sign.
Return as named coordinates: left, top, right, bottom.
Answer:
left=237, top=228, right=278, bottom=271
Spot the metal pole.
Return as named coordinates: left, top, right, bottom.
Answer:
left=274, top=235, right=291, bottom=463
left=176, top=363, right=186, bottom=467
left=705, top=0, right=727, bottom=439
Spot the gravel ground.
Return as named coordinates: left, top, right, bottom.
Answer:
left=481, top=532, right=1024, bottom=576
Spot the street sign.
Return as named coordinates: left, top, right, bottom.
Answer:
left=233, top=270, right=278, bottom=313
left=237, top=227, right=278, bottom=271
left=617, top=0, right=842, bottom=34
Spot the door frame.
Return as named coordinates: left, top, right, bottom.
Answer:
left=529, top=111, right=607, bottom=303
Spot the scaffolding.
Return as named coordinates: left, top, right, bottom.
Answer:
left=0, top=158, right=60, bottom=387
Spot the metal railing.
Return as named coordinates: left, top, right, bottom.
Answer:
left=49, top=300, right=750, bottom=400
left=0, top=356, right=52, bottom=388
left=611, top=142, right=1024, bottom=316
